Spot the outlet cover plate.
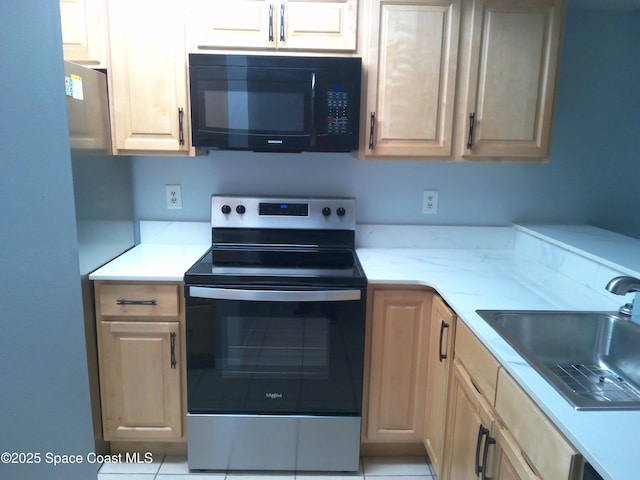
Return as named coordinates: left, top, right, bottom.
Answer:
left=166, top=184, right=182, bottom=209
left=422, top=190, right=439, bottom=214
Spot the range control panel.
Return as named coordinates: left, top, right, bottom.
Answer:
left=211, top=195, right=356, bottom=230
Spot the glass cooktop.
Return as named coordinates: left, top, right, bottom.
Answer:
left=184, top=246, right=367, bottom=287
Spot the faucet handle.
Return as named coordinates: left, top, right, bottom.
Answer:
left=619, top=302, right=633, bottom=316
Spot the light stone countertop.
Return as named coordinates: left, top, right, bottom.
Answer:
left=89, top=221, right=210, bottom=281
left=356, top=224, right=640, bottom=480
left=89, top=221, right=640, bottom=479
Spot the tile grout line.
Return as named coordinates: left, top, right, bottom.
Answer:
left=99, top=455, right=436, bottom=479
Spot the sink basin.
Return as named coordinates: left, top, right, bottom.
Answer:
left=476, top=310, right=640, bottom=410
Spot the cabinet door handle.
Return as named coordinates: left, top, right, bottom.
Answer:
left=369, top=112, right=376, bottom=149
left=466, top=112, right=475, bottom=149
left=280, top=2, right=285, bottom=42
left=116, top=299, right=157, bottom=306
left=481, top=433, right=496, bottom=480
left=475, top=424, right=490, bottom=475
left=178, top=107, right=185, bottom=146
left=438, top=320, right=450, bottom=362
left=170, top=332, right=177, bottom=369
left=268, top=3, right=274, bottom=41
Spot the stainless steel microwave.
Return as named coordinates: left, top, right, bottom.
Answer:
left=188, top=54, right=361, bottom=152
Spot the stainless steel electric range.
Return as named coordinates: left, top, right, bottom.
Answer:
left=184, top=195, right=367, bottom=472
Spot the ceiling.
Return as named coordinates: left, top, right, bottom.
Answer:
left=569, top=0, right=640, bottom=10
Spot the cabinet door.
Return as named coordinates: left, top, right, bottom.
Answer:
left=60, top=0, right=108, bottom=67
left=423, top=296, right=456, bottom=478
left=443, top=360, right=497, bottom=480
left=188, top=0, right=273, bottom=50
left=107, top=0, right=190, bottom=154
left=365, top=289, right=432, bottom=442
left=281, top=0, right=357, bottom=50
left=99, top=321, right=182, bottom=441
left=493, top=425, right=541, bottom=480
left=188, top=0, right=356, bottom=51
left=458, top=0, right=564, bottom=159
left=362, top=0, right=461, bottom=158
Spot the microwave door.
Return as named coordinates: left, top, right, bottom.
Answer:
left=193, top=67, right=313, bottom=151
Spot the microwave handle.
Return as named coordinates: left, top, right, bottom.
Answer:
left=310, top=72, right=316, bottom=147
left=189, top=286, right=361, bottom=302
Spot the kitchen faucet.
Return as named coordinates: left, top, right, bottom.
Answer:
left=606, top=276, right=640, bottom=321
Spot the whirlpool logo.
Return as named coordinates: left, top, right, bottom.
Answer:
left=265, top=392, right=283, bottom=399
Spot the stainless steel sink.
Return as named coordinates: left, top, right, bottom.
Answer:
left=476, top=310, right=640, bottom=410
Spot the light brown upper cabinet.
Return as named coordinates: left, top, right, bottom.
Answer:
left=361, top=0, right=565, bottom=161
left=457, top=0, right=565, bottom=160
left=60, top=0, right=109, bottom=68
left=361, top=0, right=462, bottom=158
left=187, top=0, right=358, bottom=51
left=107, top=0, right=192, bottom=155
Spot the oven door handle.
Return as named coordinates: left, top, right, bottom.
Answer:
left=188, top=286, right=361, bottom=302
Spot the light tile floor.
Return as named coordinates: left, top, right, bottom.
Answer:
left=98, top=456, right=437, bottom=480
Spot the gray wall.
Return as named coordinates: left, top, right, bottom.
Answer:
left=561, top=9, right=640, bottom=238
left=132, top=7, right=640, bottom=240
left=0, top=1, right=96, bottom=479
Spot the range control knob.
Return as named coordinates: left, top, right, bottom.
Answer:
left=322, top=207, right=332, bottom=217
left=236, top=205, right=246, bottom=214
left=336, top=207, right=346, bottom=217
left=221, top=205, right=231, bottom=214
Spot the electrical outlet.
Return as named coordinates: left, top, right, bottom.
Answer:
left=422, top=189, right=439, bottom=214
left=165, top=184, right=182, bottom=209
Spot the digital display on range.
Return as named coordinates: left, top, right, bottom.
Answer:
left=259, top=202, right=309, bottom=216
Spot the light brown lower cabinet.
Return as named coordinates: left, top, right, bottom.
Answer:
left=95, top=281, right=185, bottom=442
left=441, top=319, right=584, bottom=480
left=423, top=295, right=456, bottom=478
left=442, top=318, right=500, bottom=480
left=363, top=287, right=433, bottom=444
left=99, top=321, right=182, bottom=441
left=444, top=359, right=497, bottom=479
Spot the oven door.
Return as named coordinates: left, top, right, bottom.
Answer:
left=185, top=285, right=365, bottom=416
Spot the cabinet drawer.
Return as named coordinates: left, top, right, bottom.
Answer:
left=98, top=283, right=180, bottom=318
left=495, top=368, right=582, bottom=480
left=454, top=320, right=499, bottom=403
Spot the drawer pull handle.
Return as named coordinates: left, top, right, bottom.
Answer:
left=170, top=332, right=177, bottom=369
left=116, top=299, right=157, bottom=306
left=438, top=320, right=449, bottom=362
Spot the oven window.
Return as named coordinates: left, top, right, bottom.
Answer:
left=225, top=315, right=329, bottom=379
left=186, top=294, right=365, bottom=416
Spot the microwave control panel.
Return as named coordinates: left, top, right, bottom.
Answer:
left=326, top=90, right=349, bottom=134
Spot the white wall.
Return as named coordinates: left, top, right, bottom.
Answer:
left=0, top=1, right=97, bottom=478
left=132, top=7, right=640, bottom=240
